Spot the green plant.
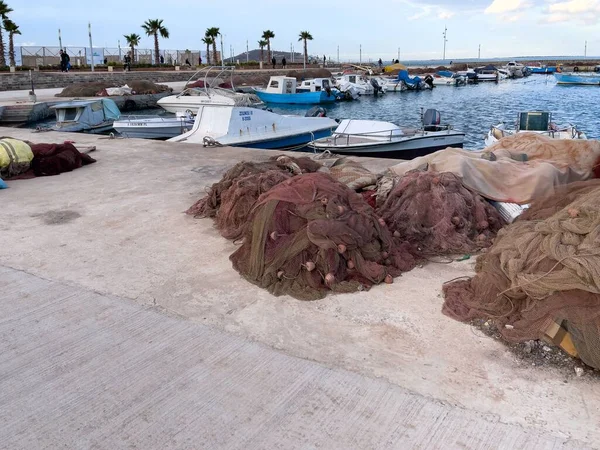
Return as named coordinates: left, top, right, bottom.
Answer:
left=141, top=19, right=169, bottom=65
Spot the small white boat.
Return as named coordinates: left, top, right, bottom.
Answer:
left=157, top=66, right=262, bottom=113
left=168, top=93, right=338, bottom=149
left=383, top=78, right=408, bottom=92
left=335, top=74, right=377, bottom=96
left=113, top=112, right=195, bottom=139
left=309, top=109, right=465, bottom=159
left=474, top=66, right=506, bottom=82
left=484, top=111, right=587, bottom=146
left=431, top=74, right=467, bottom=87
left=49, top=99, right=120, bottom=134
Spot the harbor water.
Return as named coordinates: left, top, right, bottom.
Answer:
left=266, top=76, right=598, bottom=149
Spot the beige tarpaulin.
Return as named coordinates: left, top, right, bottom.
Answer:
left=388, top=133, right=600, bottom=204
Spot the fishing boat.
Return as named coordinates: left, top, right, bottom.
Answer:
left=254, top=76, right=339, bottom=104
left=528, top=64, right=558, bottom=74
left=113, top=112, right=195, bottom=139
left=309, top=109, right=465, bottom=159
left=168, top=94, right=338, bottom=149
left=49, top=99, right=120, bottom=133
left=484, top=111, right=587, bottom=146
left=554, top=72, right=600, bottom=85
left=335, top=74, right=377, bottom=96
left=503, top=61, right=531, bottom=78
left=431, top=72, right=467, bottom=86
left=297, top=78, right=355, bottom=101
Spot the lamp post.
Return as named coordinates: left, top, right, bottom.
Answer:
left=337, top=45, right=339, bottom=64
left=220, top=34, right=224, bottom=67
left=246, top=40, right=249, bottom=63
left=58, top=29, right=62, bottom=50
left=442, top=26, right=448, bottom=61
left=478, top=43, right=481, bottom=59
left=88, top=22, right=94, bottom=72
left=359, top=44, right=362, bottom=65
left=584, top=40, right=587, bottom=58
left=118, top=40, right=121, bottom=60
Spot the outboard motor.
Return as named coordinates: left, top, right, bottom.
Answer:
left=422, top=108, right=441, bottom=131
left=424, top=74, right=434, bottom=89
left=370, top=78, right=383, bottom=96
left=305, top=106, right=327, bottom=118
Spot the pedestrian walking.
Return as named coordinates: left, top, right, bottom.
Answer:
left=60, top=50, right=70, bottom=72
left=282, top=56, right=287, bottom=69
left=123, top=52, right=132, bottom=72
left=160, top=55, right=165, bottom=64
left=272, top=56, right=276, bottom=69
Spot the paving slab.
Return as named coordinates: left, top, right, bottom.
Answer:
left=0, top=265, right=593, bottom=450
left=1, top=128, right=599, bottom=447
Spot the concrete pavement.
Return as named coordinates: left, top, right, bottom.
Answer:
left=0, top=265, right=592, bottom=450
left=1, top=128, right=599, bottom=448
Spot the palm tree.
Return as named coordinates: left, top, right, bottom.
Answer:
left=3, top=18, right=19, bottom=67
left=261, top=30, right=275, bottom=62
left=202, top=36, right=213, bottom=65
left=0, top=1, right=14, bottom=67
left=141, top=19, right=169, bottom=65
left=257, top=39, right=267, bottom=64
left=205, top=27, right=220, bottom=65
left=123, top=33, right=141, bottom=63
left=298, top=31, right=313, bottom=67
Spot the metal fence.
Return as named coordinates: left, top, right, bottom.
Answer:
left=17, top=46, right=215, bottom=66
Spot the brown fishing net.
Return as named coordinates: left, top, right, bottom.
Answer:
left=442, top=180, right=600, bottom=369
left=186, top=156, right=322, bottom=240
left=229, top=172, right=416, bottom=300
left=378, top=171, right=505, bottom=255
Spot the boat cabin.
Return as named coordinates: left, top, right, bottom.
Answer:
left=297, top=78, right=333, bottom=93
left=338, top=74, right=365, bottom=84
left=517, top=111, right=550, bottom=131
left=264, top=76, right=298, bottom=94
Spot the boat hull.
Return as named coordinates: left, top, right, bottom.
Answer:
left=231, top=127, right=333, bottom=149
left=113, top=117, right=194, bottom=139
left=554, top=73, right=600, bottom=85
left=310, top=133, right=465, bottom=160
left=254, top=90, right=336, bottom=104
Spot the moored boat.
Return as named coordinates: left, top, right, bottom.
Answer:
left=168, top=92, right=338, bottom=149
left=309, top=109, right=465, bottom=159
left=484, top=111, right=587, bottom=146
left=554, top=72, right=600, bottom=85
left=254, top=76, right=338, bottom=104
left=113, top=112, right=195, bottom=139
left=49, top=99, right=120, bottom=133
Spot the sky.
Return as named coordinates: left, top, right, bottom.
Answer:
left=6, top=0, right=600, bottom=61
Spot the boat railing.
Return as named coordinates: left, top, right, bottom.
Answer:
left=181, top=66, right=238, bottom=98
left=331, top=129, right=403, bottom=145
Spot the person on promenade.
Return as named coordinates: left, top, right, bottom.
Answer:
left=378, top=58, right=383, bottom=69
left=282, top=56, right=287, bottom=69
left=60, top=50, right=70, bottom=72
left=160, top=55, right=164, bottom=64
left=272, top=56, right=276, bottom=69
left=123, top=52, right=131, bottom=72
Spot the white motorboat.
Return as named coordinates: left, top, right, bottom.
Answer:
left=335, top=74, right=378, bottom=96
left=157, top=66, right=262, bottom=114
left=383, top=77, right=408, bottom=92
left=485, top=111, right=587, bottom=146
left=309, top=109, right=465, bottom=159
left=113, top=112, right=195, bottom=139
left=474, top=65, right=506, bottom=82
left=157, top=87, right=261, bottom=114
left=431, top=74, right=467, bottom=86
left=168, top=93, right=338, bottom=149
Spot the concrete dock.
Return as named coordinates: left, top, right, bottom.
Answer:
left=1, top=128, right=598, bottom=449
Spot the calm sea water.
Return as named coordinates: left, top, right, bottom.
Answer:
left=266, top=76, right=599, bottom=149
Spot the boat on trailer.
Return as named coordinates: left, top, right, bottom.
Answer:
left=168, top=92, right=338, bottom=149
left=309, top=109, right=465, bottom=159
left=484, top=111, right=587, bottom=146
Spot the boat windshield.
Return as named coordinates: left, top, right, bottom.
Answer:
left=56, top=107, right=82, bottom=123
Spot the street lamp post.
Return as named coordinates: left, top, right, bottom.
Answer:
left=220, top=34, right=224, bottom=67
left=58, top=29, right=62, bottom=50
left=359, top=44, right=362, bottom=65
left=442, top=26, right=448, bottom=61
left=88, top=22, right=94, bottom=72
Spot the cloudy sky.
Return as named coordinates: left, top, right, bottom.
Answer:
left=7, top=0, right=600, bottom=60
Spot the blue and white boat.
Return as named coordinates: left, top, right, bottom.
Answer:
left=528, top=65, right=558, bottom=74
left=168, top=92, right=338, bottom=149
left=554, top=72, right=600, bottom=85
left=254, top=76, right=338, bottom=104
left=49, top=99, right=120, bottom=133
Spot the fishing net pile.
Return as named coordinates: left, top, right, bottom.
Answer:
left=378, top=171, right=505, bottom=255
left=229, top=172, right=416, bottom=300
left=442, top=180, right=600, bottom=369
left=186, top=156, right=322, bottom=240
left=56, top=80, right=171, bottom=97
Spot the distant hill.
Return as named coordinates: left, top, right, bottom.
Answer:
left=230, top=49, right=305, bottom=63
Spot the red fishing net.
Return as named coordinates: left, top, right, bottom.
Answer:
left=442, top=180, right=600, bottom=369
left=229, top=172, right=416, bottom=300
left=377, top=171, right=505, bottom=255
left=186, top=156, right=322, bottom=240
